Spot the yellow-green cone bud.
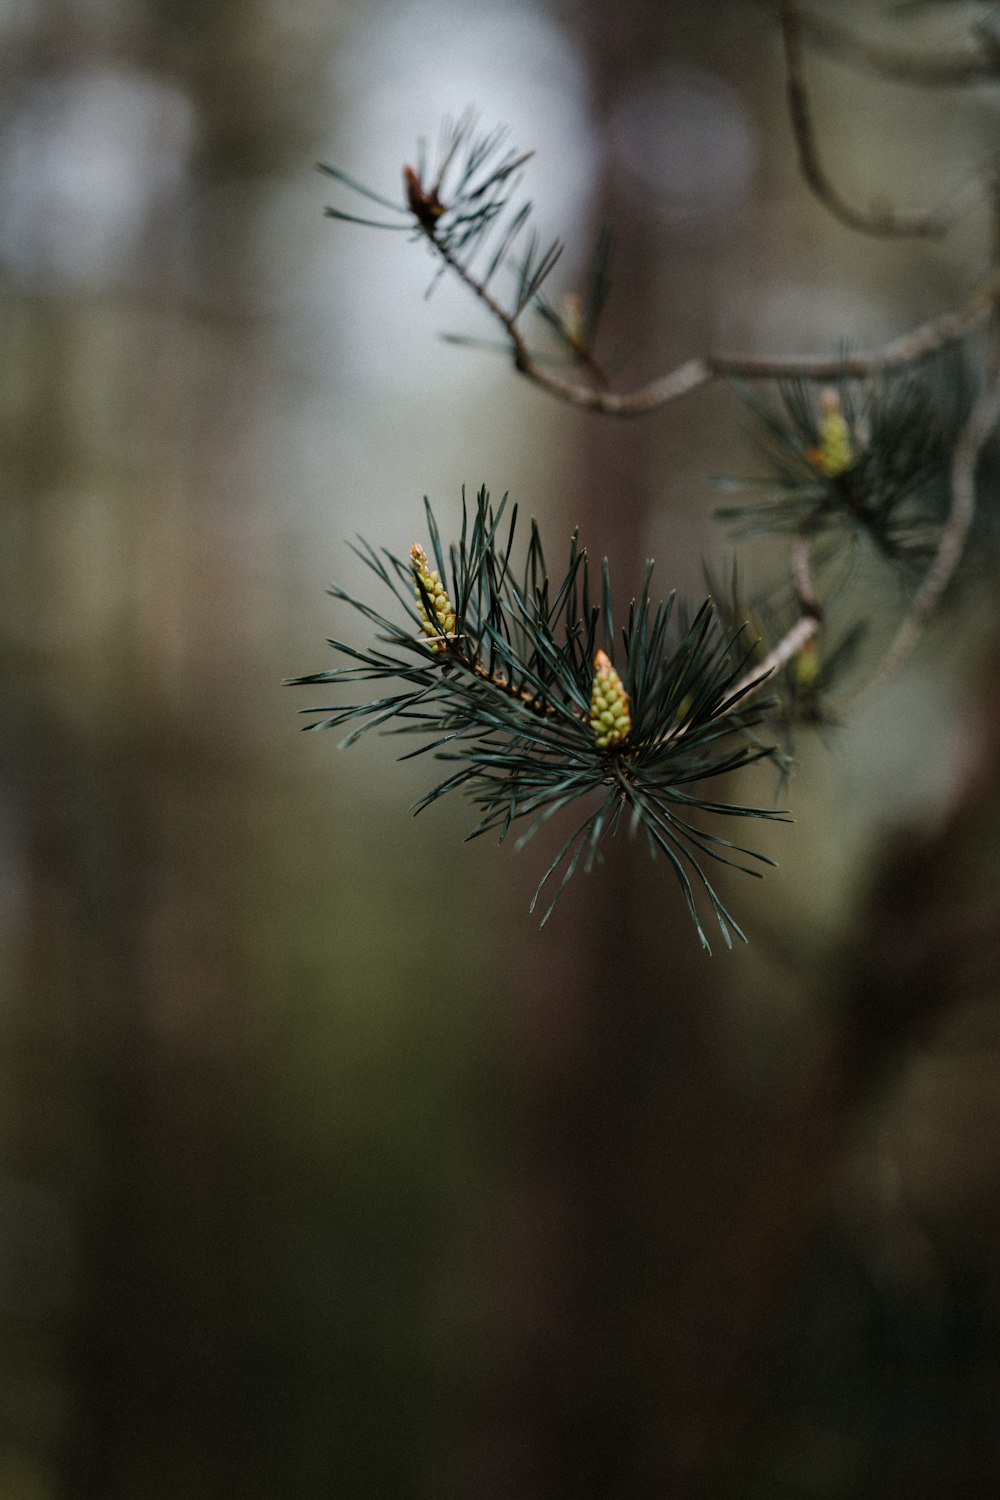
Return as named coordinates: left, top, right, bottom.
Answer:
left=411, top=542, right=456, bottom=651
left=807, top=388, right=853, bottom=477
left=791, top=637, right=821, bottom=692
left=589, top=649, right=632, bottom=749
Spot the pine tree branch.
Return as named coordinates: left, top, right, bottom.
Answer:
left=313, top=76, right=1000, bottom=912
left=779, top=0, right=999, bottom=239
left=498, top=270, right=1000, bottom=416
left=373, top=156, right=1000, bottom=732
left=326, top=114, right=1000, bottom=417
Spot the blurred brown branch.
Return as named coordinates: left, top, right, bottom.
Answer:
left=779, top=0, right=1000, bottom=239
left=448, top=266, right=1000, bottom=418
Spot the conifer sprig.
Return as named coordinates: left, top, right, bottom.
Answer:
left=718, top=363, right=968, bottom=566
left=317, top=110, right=1000, bottom=418
left=319, top=113, right=563, bottom=325
left=302, top=10, right=1000, bottom=961
left=286, top=488, right=787, bottom=949
left=317, top=116, right=626, bottom=379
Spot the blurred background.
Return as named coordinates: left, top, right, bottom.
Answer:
left=4, top=0, right=1000, bottom=1494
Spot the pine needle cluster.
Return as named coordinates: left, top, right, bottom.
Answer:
left=319, top=113, right=562, bottom=321
left=317, top=114, right=617, bottom=376
left=286, top=489, right=787, bottom=949
left=718, top=364, right=966, bottom=567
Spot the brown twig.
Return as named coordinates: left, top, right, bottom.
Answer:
left=730, top=613, right=820, bottom=704
left=430, top=203, right=1000, bottom=415
left=790, top=530, right=822, bottom=619
left=779, top=0, right=999, bottom=239
left=727, top=531, right=822, bottom=705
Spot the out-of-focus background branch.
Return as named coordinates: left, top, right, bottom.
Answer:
left=3, top=1, right=1000, bottom=1496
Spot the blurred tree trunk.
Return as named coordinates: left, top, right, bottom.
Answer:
left=451, top=5, right=741, bottom=1497
left=0, top=4, right=327, bottom=1495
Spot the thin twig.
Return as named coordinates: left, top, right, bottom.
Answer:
left=780, top=0, right=998, bottom=239
left=502, top=271, right=1000, bottom=417
left=838, top=367, right=1000, bottom=711
left=418, top=152, right=1000, bottom=415
left=429, top=228, right=534, bottom=368
left=790, top=531, right=822, bottom=619
left=728, top=532, right=822, bottom=705
left=731, top=614, right=820, bottom=705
